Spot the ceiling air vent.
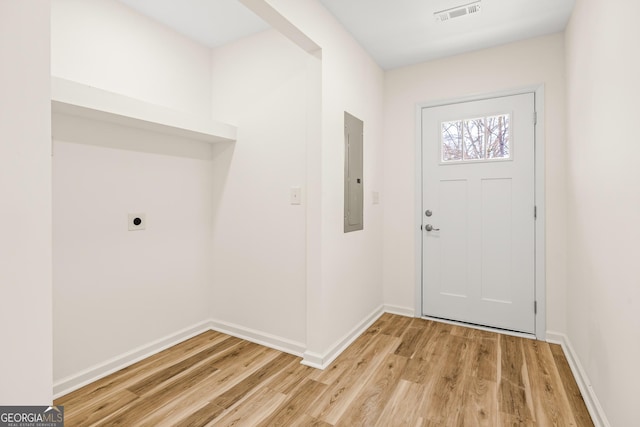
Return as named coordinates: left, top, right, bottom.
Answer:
left=435, top=1, right=482, bottom=22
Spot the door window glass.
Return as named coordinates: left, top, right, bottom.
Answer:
left=463, top=117, right=484, bottom=160
left=486, top=114, right=510, bottom=159
left=441, top=113, right=511, bottom=163
left=441, top=120, right=462, bottom=161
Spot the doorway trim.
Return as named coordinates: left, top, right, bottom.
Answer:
left=414, top=85, right=546, bottom=340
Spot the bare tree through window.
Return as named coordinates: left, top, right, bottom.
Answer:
left=463, top=118, right=484, bottom=160
left=486, top=115, right=510, bottom=158
left=442, top=121, right=462, bottom=161
left=441, top=114, right=510, bottom=163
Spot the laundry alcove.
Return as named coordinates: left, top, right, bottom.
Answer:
left=51, top=77, right=238, bottom=394
left=50, top=0, right=314, bottom=397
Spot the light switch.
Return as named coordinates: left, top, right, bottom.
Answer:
left=290, top=187, right=302, bottom=205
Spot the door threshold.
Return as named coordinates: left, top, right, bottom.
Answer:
left=421, top=315, right=537, bottom=340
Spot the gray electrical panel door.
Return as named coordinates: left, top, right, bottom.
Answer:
left=344, top=112, right=363, bottom=232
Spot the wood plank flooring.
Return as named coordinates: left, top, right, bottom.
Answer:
left=55, top=314, right=594, bottom=426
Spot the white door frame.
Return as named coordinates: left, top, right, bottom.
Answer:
left=414, top=85, right=546, bottom=340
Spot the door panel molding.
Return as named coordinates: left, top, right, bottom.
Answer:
left=414, top=85, right=546, bottom=339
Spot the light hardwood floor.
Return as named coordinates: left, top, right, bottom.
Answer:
left=55, top=313, right=594, bottom=426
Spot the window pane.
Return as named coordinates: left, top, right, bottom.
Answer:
left=441, top=120, right=462, bottom=162
left=463, top=118, right=485, bottom=160
left=486, top=114, right=510, bottom=159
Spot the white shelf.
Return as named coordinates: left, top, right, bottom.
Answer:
left=51, top=77, right=237, bottom=144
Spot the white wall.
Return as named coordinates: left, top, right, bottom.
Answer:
left=52, top=139, right=214, bottom=382
left=383, top=34, right=568, bottom=333
left=565, top=0, right=640, bottom=425
left=51, top=0, right=212, bottom=117
left=0, top=0, right=53, bottom=404
left=265, top=0, right=385, bottom=359
left=207, top=29, right=309, bottom=349
left=51, top=0, right=216, bottom=387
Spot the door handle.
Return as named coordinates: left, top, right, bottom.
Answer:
left=425, top=224, right=440, bottom=232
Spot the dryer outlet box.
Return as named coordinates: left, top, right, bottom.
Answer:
left=128, top=213, right=146, bottom=231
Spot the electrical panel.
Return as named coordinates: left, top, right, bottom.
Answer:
left=344, top=112, right=363, bottom=232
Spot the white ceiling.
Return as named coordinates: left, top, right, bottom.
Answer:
left=116, top=0, right=575, bottom=70
left=318, top=0, right=576, bottom=69
left=117, top=0, right=270, bottom=48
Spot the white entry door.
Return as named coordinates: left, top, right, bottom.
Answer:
left=421, top=93, right=536, bottom=334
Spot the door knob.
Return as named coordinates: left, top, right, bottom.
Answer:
left=425, top=224, right=440, bottom=232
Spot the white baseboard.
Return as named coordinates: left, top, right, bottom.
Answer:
left=383, top=304, right=415, bottom=318
left=301, top=305, right=384, bottom=369
left=53, top=320, right=212, bottom=399
left=546, top=331, right=610, bottom=427
left=208, top=318, right=305, bottom=357
left=53, top=306, right=409, bottom=398
left=53, top=318, right=306, bottom=399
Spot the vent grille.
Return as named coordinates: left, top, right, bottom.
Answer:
left=435, top=1, right=482, bottom=22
